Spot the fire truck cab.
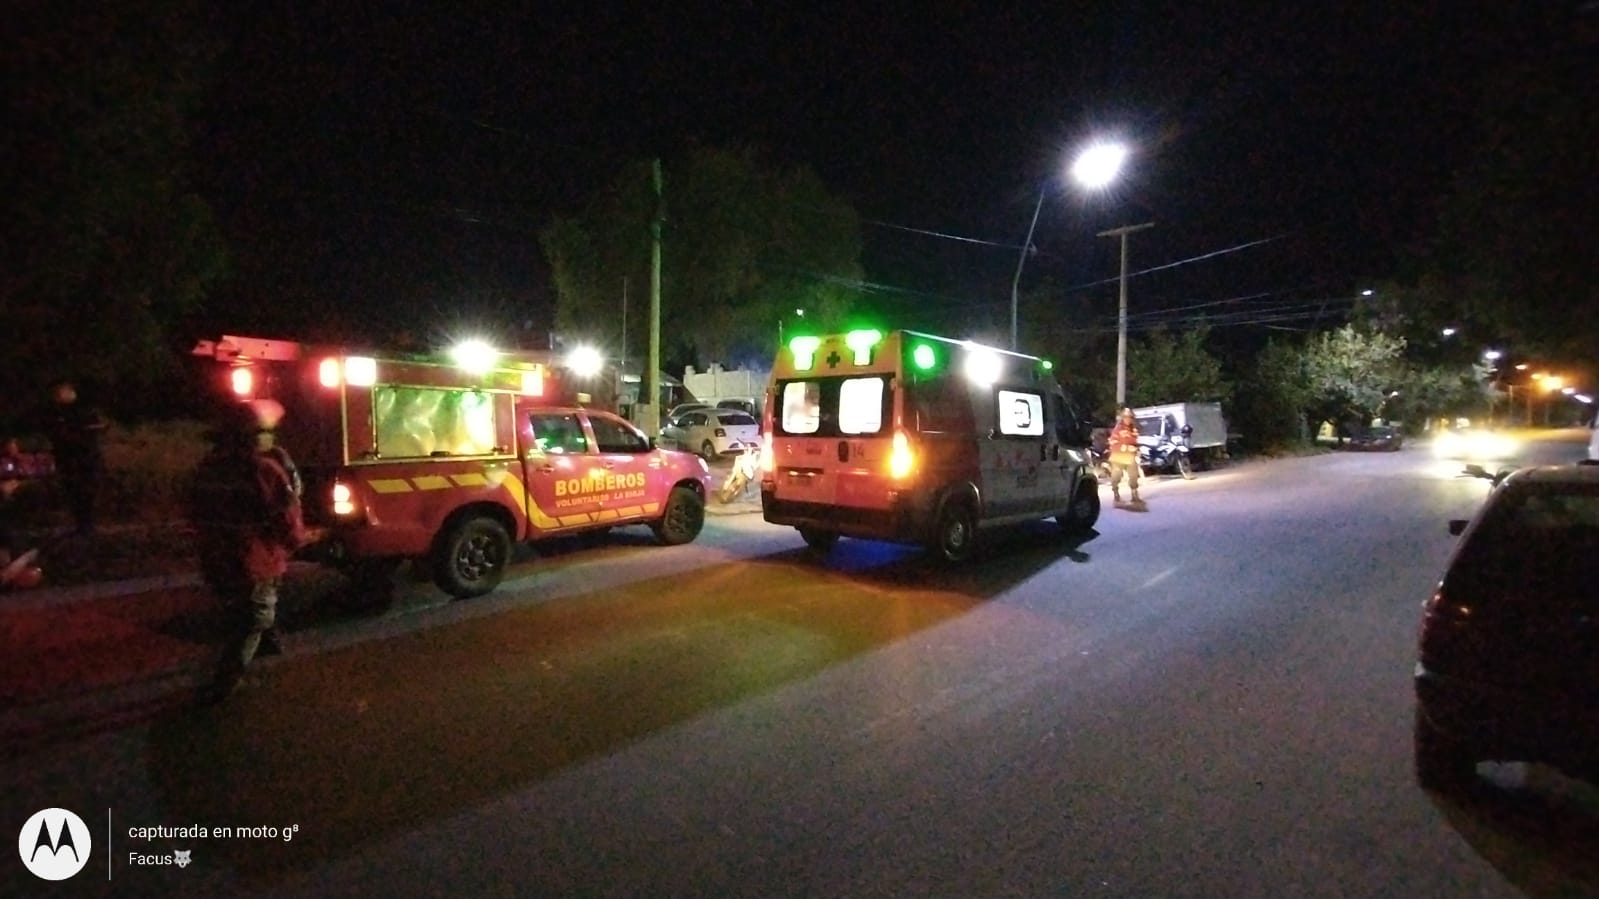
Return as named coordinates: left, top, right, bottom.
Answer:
left=760, top=329, right=1101, bottom=561
left=193, top=335, right=713, bottom=599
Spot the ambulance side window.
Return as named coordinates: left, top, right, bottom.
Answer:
left=588, top=415, right=649, bottom=454
left=996, top=390, right=1044, bottom=437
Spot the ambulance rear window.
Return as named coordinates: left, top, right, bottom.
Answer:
left=776, top=376, right=891, bottom=437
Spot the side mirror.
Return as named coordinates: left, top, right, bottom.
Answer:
left=1448, top=519, right=1468, bottom=536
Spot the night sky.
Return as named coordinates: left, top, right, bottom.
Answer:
left=194, top=1, right=1579, bottom=350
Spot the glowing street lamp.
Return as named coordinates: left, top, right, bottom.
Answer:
left=1482, top=349, right=1502, bottom=362
left=1010, top=139, right=1131, bottom=351
left=1441, top=327, right=1457, bottom=337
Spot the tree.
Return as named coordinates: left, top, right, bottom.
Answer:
left=2, top=3, right=226, bottom=412
left=1229, top=338, right=1314, bottom=451
left=539, top=146, right=866, bottom=369
left=1301, top=325, right=1407, bottom=435
left=1124, top=326, right=1230, bottom=410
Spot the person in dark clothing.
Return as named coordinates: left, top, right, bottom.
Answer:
left=39, top=380, right=108, bottom=535
left=188, top=399, right=305, bottom=704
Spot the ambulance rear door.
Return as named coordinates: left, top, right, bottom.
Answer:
left=768, top=374, right=896, bottom=510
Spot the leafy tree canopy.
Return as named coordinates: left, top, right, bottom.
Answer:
left=1124, top=326, right=1231, bottom=411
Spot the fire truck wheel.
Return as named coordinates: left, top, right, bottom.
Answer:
left=930, top=497, right=977, bottom=563
left=652, top=486, right=705, bottom=545
left=432, top=516, right=512, bottom=598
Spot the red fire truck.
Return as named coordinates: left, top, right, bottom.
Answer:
left=192, top=335, right=713, bottom=600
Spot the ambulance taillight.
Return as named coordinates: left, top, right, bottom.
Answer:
left=230, top=367, right=254, bottom=397
left=889, top=430, right=915, bottom=479
left=760, top=432, right=774, bottom=473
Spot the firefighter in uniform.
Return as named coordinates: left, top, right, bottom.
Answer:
left=1107, top=408, right=1142, bottom=506
left=189, top=399, right=305, bottom=702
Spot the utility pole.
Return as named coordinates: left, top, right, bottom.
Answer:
left=641, top=159, right=663, bottom=436
left=620, top=276, right=628, bottom=371
left=1098, top=222, right=1154, bottom=408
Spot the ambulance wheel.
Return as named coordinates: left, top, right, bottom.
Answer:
left=1057, top=483, right=1101, bottom=534
left=432, top=516, right=511, bottom=598
left=652, top=486, right=705, bottom=545
left=798, top=527, right=838, bottom=553
left=930, top=498, right=977, bottom=563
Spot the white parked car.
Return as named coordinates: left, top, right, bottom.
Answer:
left=660, top=409, right=761, bottom=461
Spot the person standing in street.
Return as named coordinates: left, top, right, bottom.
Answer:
left=1106, top=408, right=1143, bottom=506
left=188, top=399, right=305, bottom=704
left=39, top=379, right=108, bottom=536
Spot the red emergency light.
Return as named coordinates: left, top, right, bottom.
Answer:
left=230, top=367, right=254, bottom=397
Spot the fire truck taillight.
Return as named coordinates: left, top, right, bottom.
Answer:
left=889, top=430, right=915, bottom=479
left=332, top=482, right=357, bottom=516
left=230, top=367, right=254, bottom=397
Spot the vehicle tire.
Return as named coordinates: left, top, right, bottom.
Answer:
left=1177, top=452, right=1195, bottom=480
left=1413, top=706, right=1477, bottom=791
left=431, top=516, right=512, bottom=599
left=1057, top=481, right=1101, bottom=534
left=700, top=440, right=718, bottom=463
left=798, top=527, right=838, bottom=552
left=930, top=497, right=977, bottom=563
left=651, top=486, right=705, bottom=545
left=335, top=558, right=400, bottom=611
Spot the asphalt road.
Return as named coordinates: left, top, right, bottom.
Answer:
left=4, top=431, right=1598, bottom=898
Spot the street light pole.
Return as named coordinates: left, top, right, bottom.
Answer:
left=1009, top=186, right=1048, bottom=351
left=1098, top=222, right=1154, bottom=408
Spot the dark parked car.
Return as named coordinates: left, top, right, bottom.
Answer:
left=1413, top=462, right=1599, bottom=790
left=1347, top=425, right=1403, bottom=451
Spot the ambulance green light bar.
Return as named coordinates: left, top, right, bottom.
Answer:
left=844, top=329, right=882, bottom=365
left=911, top=343, right=937, bottom=371
left=789, top=335, right=823, bottom=370
left=1041, top=359, right=1053, bottom=371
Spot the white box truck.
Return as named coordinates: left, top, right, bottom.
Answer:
left=1132, top=402, right=1230, bottom=468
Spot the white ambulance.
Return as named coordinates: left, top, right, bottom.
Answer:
left=759, top=329, right=1101, bottom=561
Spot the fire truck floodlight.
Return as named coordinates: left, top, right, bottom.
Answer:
left=566, top=345, right=605, bottom=379
left=521, top=368, right=544, bottom=396
left=345, top=356, right=377, bottom=387
left=450, top=339, right=499, bottom=375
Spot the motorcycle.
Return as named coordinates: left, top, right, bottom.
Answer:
left=717, top=442, right=762, bottom=504
left=1139, top=435, right=1196, bottom=480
